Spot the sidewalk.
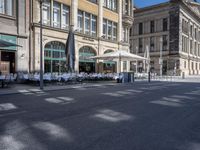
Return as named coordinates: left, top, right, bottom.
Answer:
left=0, top=82, right=118, bottom=96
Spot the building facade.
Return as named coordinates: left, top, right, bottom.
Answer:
left=0, top=0, right=30, bottom=75
left=130, top=0, right=200, bottom=76
left=30, top=0, right=134, bottom=74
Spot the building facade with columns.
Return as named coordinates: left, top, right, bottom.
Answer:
left=30, top=0, right=134, bottom=74
left=0, top=0, right=30, bottom=75
left=130, top=0, right=200, bottom=76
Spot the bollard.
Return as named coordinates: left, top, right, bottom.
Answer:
left=148, top=72, right=151, bottom=82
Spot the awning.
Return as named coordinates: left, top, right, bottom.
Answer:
left=0, top=39, right=22, bottom=47
left=0, top=34, right=21, bottom=51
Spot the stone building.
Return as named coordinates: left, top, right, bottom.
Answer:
left=0, top=0, right=30, bottom=74
left=130, top=0, right=200, bottom=76
left=30, top=0, right=134, bottom=74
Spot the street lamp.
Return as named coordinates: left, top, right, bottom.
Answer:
left=39, top=0, right=43, bottom=89
left=159, top=37, right=163, bottom=77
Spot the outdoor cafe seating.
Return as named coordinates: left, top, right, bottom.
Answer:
left=0, top=73, right=17, bottom=88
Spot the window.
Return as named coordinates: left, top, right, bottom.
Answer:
left=44, top=41, right=66, bottom=73
left=190, top=40, right=193, bottom=54
left=84, top=12, right=90, bottom=35
left=62, top=5, right=69, bottom=29
left=78, top=10, right=83, bottom=33
left=123, top=27, right=128, bottom=42
left=190, top=25, right=193, bottom=37
left=43, top=0, right=51, bottom=25
left=163, top=18, right=168, bottom=31
left=195, top=28, right=197, bottom=40
left=53, top=2, right=61, bottom=28
left=88, top=0, right=97, bottom=3
left=162, top=35, right=168, bottom=51
left=103, top=19, right=118, bottom=41
left=139, top=38, right=143, bottom=53
left=0, top=0, right=13, bottom=16
left=42, top=1, right=70, bottom=30
left=103, top=19, right=107, bottom=37
left=77, top=10, right=97, bottom=37
left=91, top=15, right=97, bottom=36
left=103, top=0, right=117, bottom=12
left=150, top=37, right=154, bottom=52
left=108, top=20, right=112, bottom=40
left=150, top=21, right=155, bottom=33
left=139, top=23, right=143, bottom=35
left=124, top=0, right=128, bottom=15
left=113, top=23, right=117, bottom=40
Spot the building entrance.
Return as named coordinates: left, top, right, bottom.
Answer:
left=79, top=46, right=96, bottom=73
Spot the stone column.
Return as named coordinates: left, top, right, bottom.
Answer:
left=98, top=0, right=103, bottom=38
left=118, top=0, right=122, bottom=43
left=117, top=0, right=123, bottom=73
left=71, top=0, right=78, bottom=30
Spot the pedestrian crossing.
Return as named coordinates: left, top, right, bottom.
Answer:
left=18, top=89, right=47, bottom=96
left=44, top=97, right=75, bottom=105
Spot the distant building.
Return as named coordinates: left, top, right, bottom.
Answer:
left=30, top=0, right=134, bottom=74
left=130, top=0, right=200, bottom=76
left=0, top=0, right=30, bottom=74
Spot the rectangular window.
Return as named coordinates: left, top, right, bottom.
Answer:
left=163, top=35, right=168, bottom=51
left=150, top=21, right=155, bottom=33
left=190, top=40, right=193, bottom=54
left=125, top=0, right=128, bottom=15
left=104, top=0, right=117, bottom=12
left=88, top=0, right=97, bottom=3
left=139, top=23, right=143, bottom=35
left=53, top=2, right=61, bottom=28
left=62, top=5, right=69, bottom=30
left=150, top=37, right=154, bottom=52
left=190, top=25, right=193, bottom=37
left=43, top=0, right=51, bottom=25
left=0, top=0, right=13, bottom=16
left=139, top=38, right=143, bottom=53
left=0, top=0, right=5, bottom=14
left=84, top=12, right=90, bottom=35
left=163, top=18, right=168, bottom=31
left=103, top=19, right=107, bottom=38
left=78, top=10, right=83, bottom=33
left=103, top=18, right=117, bottom=41
left=91, top=15, right=97, bottom=37
left=108, top=20, right=112, bottom=40
left=113, top=22, right=117, bottom=40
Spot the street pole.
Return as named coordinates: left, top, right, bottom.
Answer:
left=160, top=37, right=163, bottom=77
left=146, top=45, right=150, bottom=82
left=39, top=0, right=43, bottom=89
left=136, top=46, right=138, bottom=73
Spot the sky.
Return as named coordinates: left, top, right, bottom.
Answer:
left=134, top=0, right=200, bottom=8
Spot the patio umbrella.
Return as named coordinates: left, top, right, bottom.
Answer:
left=65, top=28, right=75, bottom=72
left=90, top=50, right=147, bottom=73
left=0, top=39, right=22, bottom=47
left=90, top=50, right=147, bottom=61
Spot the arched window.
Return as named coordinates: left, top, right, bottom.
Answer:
left=104, top=49, right=114, bottom=54
left=79, top=46, right=96, bottom=62
left=79, top=46, right=96, bottom=73
left=44, top=41, right=66, bottom=73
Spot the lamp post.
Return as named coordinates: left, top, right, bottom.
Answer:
left=159, top=37, right=163, bottom=77
left=39, top=0, right=43, bottom=89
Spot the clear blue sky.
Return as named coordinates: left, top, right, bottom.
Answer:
left=134, top=0, right=200, bottom=8
left=134, top=0, right=168, bottom=8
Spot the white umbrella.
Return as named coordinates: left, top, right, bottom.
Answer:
left=90, top=50, right=147, bottom=61
left=90, top=50, right=147, bottom=73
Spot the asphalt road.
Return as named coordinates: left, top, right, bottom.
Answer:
left=0, top=82, right=200, bottom=150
